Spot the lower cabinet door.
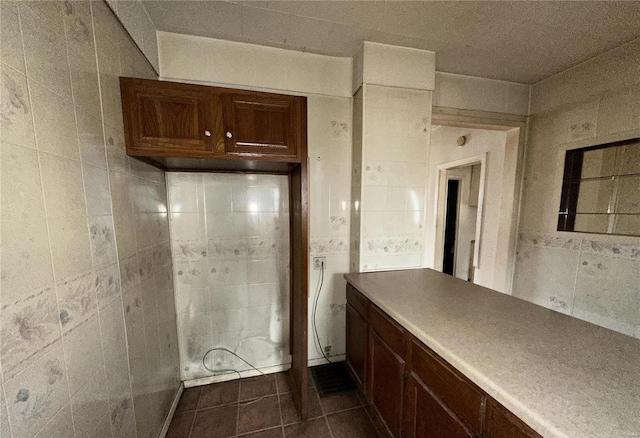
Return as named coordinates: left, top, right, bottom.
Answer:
left=346, top=304, right=367, bottom=388
left=404, top=373, right=475, bottom=438
left=484, top=399, right=542, bottom=438
left=369, top=331, right=405, bottom=437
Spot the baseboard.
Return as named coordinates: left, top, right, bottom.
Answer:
left=159, top=382, right=184, bottom=438
left=308, top=354, right=345, bottom=367
left=182, top=355, right=346, bottom=389
left=184, top=363, right=292, bottom=388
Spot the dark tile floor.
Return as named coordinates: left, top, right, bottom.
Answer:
left=167, top=372, right=385, bottom=438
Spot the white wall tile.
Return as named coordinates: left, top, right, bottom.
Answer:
left=518, top=36, right=640, bottom=339
left=1, top=142, right=46, bottom=221
left=4, top=344, right=69, bottom=438
left=1, top=66, right=36, bottom=149
left=1, top=1, right=26, bottom=73
left=168, top=173, right=291, bottom=380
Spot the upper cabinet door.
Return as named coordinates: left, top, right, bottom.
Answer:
left=120, top=78, right=224, bottom=157
left=222, top=92, right=302, bottom=159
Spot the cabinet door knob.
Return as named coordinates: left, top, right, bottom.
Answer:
left=226, top=131, right=233, bottom=139
left=204, top=130, right=211, bottom=137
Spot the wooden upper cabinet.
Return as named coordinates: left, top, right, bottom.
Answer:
left=120, top=78, right=224, bottom=157
left=222, top=92, right=302, bottom=159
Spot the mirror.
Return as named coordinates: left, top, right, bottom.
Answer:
left=558, top=137, right=640, bottom=236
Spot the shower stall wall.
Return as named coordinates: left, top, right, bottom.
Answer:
left=167, top=172, right=291, bottom=382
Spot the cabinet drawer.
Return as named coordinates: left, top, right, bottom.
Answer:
left=484, top=398, right=542, bottom=438
left=346, top=283, right=368, bottom=318
left=369, top=305, right=406, bottom=358
left=411, top=339, right=484, bottom=435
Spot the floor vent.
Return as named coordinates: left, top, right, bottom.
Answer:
left=311, top=362, right=357, bottom=396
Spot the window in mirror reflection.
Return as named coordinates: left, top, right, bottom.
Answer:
left=558, top=137, right=640, bottom=236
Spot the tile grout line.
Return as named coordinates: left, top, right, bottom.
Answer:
left=88, top=2, right=140, bottom=436
left=185, top=386, right=202, bottom=438
left=275, top=374, right=287, bottom=437
left=235, top=378, right=242, bottom=437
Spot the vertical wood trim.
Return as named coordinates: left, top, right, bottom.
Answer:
left=288, top=97, right=309, bottom=420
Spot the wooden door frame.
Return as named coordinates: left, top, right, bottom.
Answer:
left=434, top=154, right=487, bottom=275
left=287, top=98, right=309, bottom=420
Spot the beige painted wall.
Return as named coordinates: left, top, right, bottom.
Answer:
left=514, top=37, right=640, bottom=339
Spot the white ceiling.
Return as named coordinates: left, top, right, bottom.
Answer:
left=142, top=1, right=640, bottom=84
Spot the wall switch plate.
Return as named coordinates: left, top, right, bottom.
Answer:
left=313, top=257, right=326, bottom=270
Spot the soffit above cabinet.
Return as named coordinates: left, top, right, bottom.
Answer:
left=142, top=1, right=640, bottom=84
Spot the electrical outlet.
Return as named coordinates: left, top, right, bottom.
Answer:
left=313, top=257, right=326, bottom=270
left=324, top=345, right=332, bottom=355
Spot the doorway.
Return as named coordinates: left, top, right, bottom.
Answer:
left=440, top=163, right=482, bottom=281
left=433, top=154, right=486, bottom=284
left=427, top=117, right=525, bottom=293
left=443, top=179, right=460, bottom=275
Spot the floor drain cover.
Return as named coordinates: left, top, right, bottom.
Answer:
left=311, top=362, right=357, bottom=396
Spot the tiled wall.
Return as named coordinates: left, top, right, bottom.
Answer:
left=307, top=95, right=352, bottom=360
left=358, top=84, right=432, bottom=271
left=514, top=38, right=640, bottom=339
left=167, top=173, right=291, bottom=381
left=0, top=2, right=180, bottom=438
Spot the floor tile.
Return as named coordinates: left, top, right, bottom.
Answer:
left=275, top=372, right=291, bottom=394
left=166, top=411, right=195, bottom=438
left=365, top=405, right=389, bottom=438
left=191, top=405, right=238, bottom=438
left=176, top=387, right=203, bottom=413
left=240, top=375, right=278, bottom=401
left=240, top=426, right=285, bottom=437
left=199, top=381, right=239, bottom=409
left=284, top=418, right=332, bottom=438
left=237, top=395, right=282, bottom=434
left=327, top=407, right=380, bottom=438
left=280, top=389, right=323, bottom=425
left=319, top=391, right=361, bottom=414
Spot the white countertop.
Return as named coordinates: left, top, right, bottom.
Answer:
left=344, top=269, right=640, bottom=438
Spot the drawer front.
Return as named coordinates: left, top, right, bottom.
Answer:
left=411, top=339, right=484, bottom=435
left=369, top=305, right=406, bottom=358
left=484, top=398, right=542, bottom=438
left=346, top=283, right=368, bottom=318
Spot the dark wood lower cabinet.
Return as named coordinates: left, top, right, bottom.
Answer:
left=345, top=283, right=543, bottom=438
left=369, top=332, right=405, bottom=437
left=346, top=304, right=367, bottom=387
left=405, top=373, right=475, bottom=438
left=484, top=398, right=542, bottom=438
